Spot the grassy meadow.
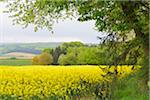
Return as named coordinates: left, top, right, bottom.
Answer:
left=0, top=59, right=32, bottom=66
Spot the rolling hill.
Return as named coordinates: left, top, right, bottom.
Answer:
left=0, top=42, right=62, bottom=56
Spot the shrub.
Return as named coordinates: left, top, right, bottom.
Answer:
left=32, top=52, right=53, bottom=65
left=32, top=56, right=39, bottom=65
left=9, top=57, right=17, bottom=60
left=58, top=53, right=77, bottom=65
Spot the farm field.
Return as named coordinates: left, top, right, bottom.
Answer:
left=0, top=65, right=139, bottom=99
left=0, top=59, right=32, bottom=66
left=0, top=52, right=36, bottom=59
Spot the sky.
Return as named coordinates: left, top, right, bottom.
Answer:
left=0, top=2, right=104, bottom=44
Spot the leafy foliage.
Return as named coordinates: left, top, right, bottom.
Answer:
left=42, top=42, right=84, bottom=65
left=32, top=52, right=53, bottom=65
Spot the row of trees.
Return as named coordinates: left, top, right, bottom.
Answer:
left=32, top=42, right=84, bottom=65
left=32, top=41, right=143, bottom=65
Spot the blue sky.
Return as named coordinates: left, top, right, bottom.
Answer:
left=0, top=2, right=104, bottom=44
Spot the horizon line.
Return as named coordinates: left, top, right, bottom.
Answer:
left=0, top=41, right=99, bottom=44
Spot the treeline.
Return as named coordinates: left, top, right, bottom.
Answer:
left=32, top=41, right=143, bottom=65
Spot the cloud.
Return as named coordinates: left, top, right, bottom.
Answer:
left=0, top=36, right=83, bottom=43
left=0, top=2, right=101, bottom=44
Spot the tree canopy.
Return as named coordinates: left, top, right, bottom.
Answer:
left=6, top=1, right=149, bottom=37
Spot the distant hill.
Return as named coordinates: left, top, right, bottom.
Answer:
left=0, top=52, right=36, bottom=59
left=0, top=42, right=62, bottom=55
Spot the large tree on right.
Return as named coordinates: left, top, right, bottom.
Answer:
left=77, top=0, right=149, bottom=82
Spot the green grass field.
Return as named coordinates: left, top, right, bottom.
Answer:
left=0, top=59, right=32, bottom=66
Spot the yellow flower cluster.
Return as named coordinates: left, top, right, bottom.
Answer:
left=0, top=65, right=139, bottom=98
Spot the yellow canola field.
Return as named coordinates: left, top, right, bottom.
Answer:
left=0, top=65, right=139, bottom=98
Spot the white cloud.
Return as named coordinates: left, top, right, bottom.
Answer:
left=0, top=2, right=102, bottom=44
left=0, top=36, right=83, bottom=43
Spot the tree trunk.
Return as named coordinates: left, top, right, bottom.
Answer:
left=121, top=0, right=149, bottom=90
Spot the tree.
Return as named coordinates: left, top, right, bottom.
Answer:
left=58, top=46, right=109, bottom=65
left=43, top=47, right=64, bottom=65
left=52, top=46, right=63, bottom=65
left=60, top=41, right=84, bottom=54
left=32, top=52, right=53, bottom=65
left=76, top=47, right=101, bottom=65
left=58, top=46, right=78, bottom=65
left=61, top=42, right=84, bottom=49
left=58, top=42, right=84, bottom=65
left=32, top=56, right=39, bottom=65
left=43, top=48, right=53, bottom=54
left=59, top=53, right=77, bottom=65
left=75, top=1, right=149, bottom=86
